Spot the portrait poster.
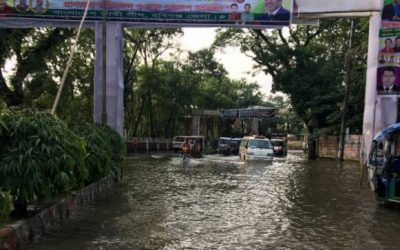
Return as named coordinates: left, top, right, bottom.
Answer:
left=0, top=0, right=293, bottom=28
left=378, top=0, right=400, bottom=95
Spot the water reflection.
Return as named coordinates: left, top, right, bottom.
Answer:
left=30, top=152, right=400, bottom=249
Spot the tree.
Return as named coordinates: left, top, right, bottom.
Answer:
left=0, top=28, right=96, bottom=122
left=123, top=28, right=183, bottom=137
left=213, top=18, right=369, bottom=158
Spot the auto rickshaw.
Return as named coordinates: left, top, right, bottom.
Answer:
left=369, top=123, right=400, bottom=204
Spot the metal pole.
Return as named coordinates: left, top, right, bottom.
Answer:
left=101, top=0, right=107, bottom=125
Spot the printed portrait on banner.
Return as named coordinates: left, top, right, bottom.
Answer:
left=382, top=0, right=400, bottom=21
left=32, top=0, right=49, bottom=14
left=377, top=65, right=400, bottom=95
left=378, top=0, right=400, bottom=96
left=0, top=0, right=6, bottom=10
left=15, top=0, right=28, bottom=12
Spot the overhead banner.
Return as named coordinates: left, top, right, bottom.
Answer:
left=0, top=0, right=293, bottom=28
left=378, top=0, right=400, bottom=96
left=220, top=108, right=278, bottom=119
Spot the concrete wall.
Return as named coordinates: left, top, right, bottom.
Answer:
left=318, top=135, right=361, bottom=161
left=0, top=174, right=120, bottom=250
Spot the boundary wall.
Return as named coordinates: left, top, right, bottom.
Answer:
left=0, top=174, right=121, bottom=250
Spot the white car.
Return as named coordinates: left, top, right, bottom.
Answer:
left=239, top=136, right=274, bottom=160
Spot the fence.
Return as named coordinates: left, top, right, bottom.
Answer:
left=126, top=138, right=173, bottom=154
left=317, top=135, right=361, bottom=161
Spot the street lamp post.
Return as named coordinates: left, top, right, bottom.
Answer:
left=101, top=0, right=107, bottom=125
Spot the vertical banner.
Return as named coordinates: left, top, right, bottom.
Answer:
left=378, top=0, right=400, bottom=95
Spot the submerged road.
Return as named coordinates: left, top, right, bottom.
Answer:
left=31, top=152, right=400, bottom=249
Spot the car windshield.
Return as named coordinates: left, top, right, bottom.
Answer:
left=219, top=139, right=229, bottom=144
left=248, top=140, right=271, bottom=149
left=271, top=140, right=284, bottom=146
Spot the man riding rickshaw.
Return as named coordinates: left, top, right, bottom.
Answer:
left=180, top=137, right=204, bottom=160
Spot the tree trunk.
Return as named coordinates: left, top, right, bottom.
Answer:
left=133, top=95, right=146, bottom=136
left=308, top=137, right=317, bottom=159
left=0, top=72, right=23, bottom=106
left=147, top=89, right=154, bottom=137
left=165, top=102, right=178, bottom=138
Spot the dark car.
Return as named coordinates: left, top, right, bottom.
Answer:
left=218, top=137, right=231, bottom=155
left=229, top=138, right=242, bottom=155
left=271, top=139, right=287, bottom=157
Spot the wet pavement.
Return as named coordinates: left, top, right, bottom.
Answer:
left=30, top=152, right=400, bottom=249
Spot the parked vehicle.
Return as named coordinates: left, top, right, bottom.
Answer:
left=239, top=136, right=273, bottom=160
left=230, top=138, right=242, bottom=155
left=368, top=123, right=400, bottom=204
left=271, top=139, right=287, bottom=157
left=218, top=137, right=231, bottom=155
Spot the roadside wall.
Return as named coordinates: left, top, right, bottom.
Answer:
left=126, top=138, right=173, bottom=154
left=0, top=174, right=120, bottom=250
left=318, top=135, right=361, bottom=161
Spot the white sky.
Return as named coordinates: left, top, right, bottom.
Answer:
left=180, top=28, right=273, bottom=96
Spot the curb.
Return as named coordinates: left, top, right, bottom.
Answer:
left=0, top=174, right=121, bottom=250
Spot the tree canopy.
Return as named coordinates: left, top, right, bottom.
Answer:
left=213, top=18, right=368, bottom=137
left=0, top=19, right=369, bottom=140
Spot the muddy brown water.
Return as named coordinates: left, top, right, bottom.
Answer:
left=30, top=152, right=400, bottom=249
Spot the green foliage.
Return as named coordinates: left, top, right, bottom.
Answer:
left=214, top=18, right=368, bottom=137
left=69, top=122, right=125, bottom=183
left=0, top=109, right=87, bottom=205
left=0, top=28, right=94, bottom=121
left=69, top=122, right=112, bottom=184
left=0, top=191, right=13, bottom=218
left=99, top=125, right=126, bottom=175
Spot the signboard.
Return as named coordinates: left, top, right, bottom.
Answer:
left=0, top=0, right=293, bottom=28
left=220, top=108, right=278, bottom=118
left=378, top=0, right=400, bottom=96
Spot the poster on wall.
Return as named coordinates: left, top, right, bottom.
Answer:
left=0, top=0, right=293, bottom=28
left=378, top=0, right=400, bottom=95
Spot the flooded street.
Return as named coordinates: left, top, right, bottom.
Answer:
left=31, top=152, right=400, bottom=249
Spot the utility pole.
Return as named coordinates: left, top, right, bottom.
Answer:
left=338, top=19, right=355, bottom=162
left=101, top=0, right=107, bottom=125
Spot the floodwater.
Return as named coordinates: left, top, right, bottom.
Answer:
left=31, top=152, right=400, bottom=249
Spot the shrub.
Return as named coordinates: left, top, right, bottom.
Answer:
left=69, top=122, right=113, bottom=184
left=0, top=109, right=87, bottom=212
left=99, top=125, right=125, bottom=175
left=0, top=191, right=13, bottom=218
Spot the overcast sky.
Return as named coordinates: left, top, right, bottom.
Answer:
left=180, top=28, right=273, bottom=96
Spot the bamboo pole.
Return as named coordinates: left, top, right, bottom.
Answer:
left=51, top=0, right=91, bottom=115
